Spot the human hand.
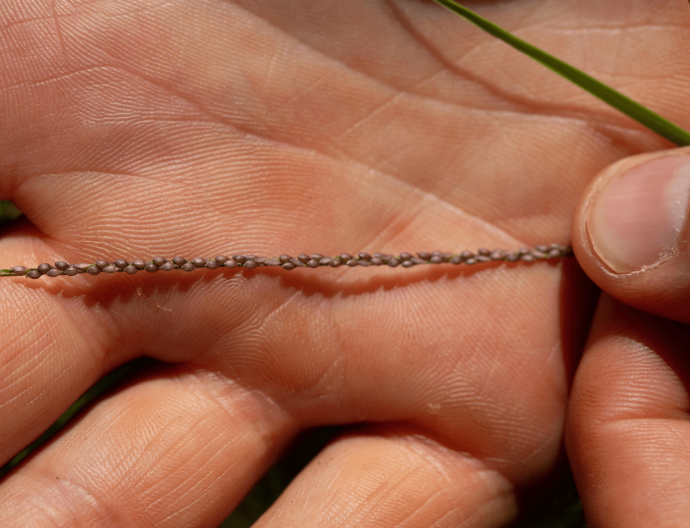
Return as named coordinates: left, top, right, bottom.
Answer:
left=0, top=2, right=685, bottom=526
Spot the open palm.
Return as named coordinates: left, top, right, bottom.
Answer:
left=0, top=1, right=686, bottom=526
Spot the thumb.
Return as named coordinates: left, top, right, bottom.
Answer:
left=573, top=149, right=690, bottom=323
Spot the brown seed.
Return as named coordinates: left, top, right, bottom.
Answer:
left=547, top=248, right=562, bottom=259
left=521, top=254, right=535, bottom=263
left=401, top=260, right=415, bottom=268
left=357, top=259, right=371, bottom=266
left=225, top=260, right=237, bottom=269
left=307, top=260, right=320, bottom=268
left=518, top=247, right=531, bottom=256
left=319, top=257, right=331, bottom=265
left=254, top=257, right=267, bottom=265
left=505, top=253, right=519, bottom=262
left=279, top=255, right=292, bottom=263
left=104, top=265, right=119, bottom=273
left=477, top=248, right=491, bottom=256
left=465, top=258, right=477, bottom=265
left=266, top=259, right=281, bottom=266
left=441, top=252, right=453, bottom=261
left=73, top=263, right=91, bottom=271
left=160, top=263, right=177, bottom=271
left=37, top=263, right=52, bottom=274
left=535, top=244, right=549, bottom=253
left=340, top=253, right=353, bottom=261
left=346, top=259, right=358, bottom=267
left=132, top=260, right=146, bottom=270
left=152, top=257, right=167, bottom=267
left=124, top=265, right=138, bottom=274
left=490, top=250, right=505, bottom=261
left=244, top=255, right=256, bottom=261
left=387, top=258, right=400, bottom=267
left=330, top=259, right=342, bottom=267
left=357, top=252, right=371, bottom=261
left=191, top=257, right=206, bottom=267
left=54, top=261, right=70, bottom=271
left=87, top=266, right=101, bottom=275
left=310, top=254, right=324, bottom=261
left=27, top=270, right=42, bottom=279
left=450, top=256, right=462, bottom=264
left=373, top=253, right=386, bottom=260
left=430, top=256, right=443, bottom=264
left=244, top=260, right=257, bottom=269
left=410, top=257, right=426, bottom=265
left=114, top=259, right=128, bottom=269
left=399, top=253, right=412, bottom=261
left=370, top=257, right=383, bottom=266
left=96, top=260, right=110, bottom=269
left=214, top=255, right=229, bottom=264
left=290, top=258, right=306, bottom=267
left=417, top=252, right=431, bottom=260
left=550, top=243, right=567, bottom=252
left=172, top=257, right=186, bottom=267
left=297, top=254, right=310, bottom=263
left=64, top=267, right=80, bottom=276
left=232, top=255, right=245, bottom=264
left=205, top=260, right=219, bottom=269
left=476, top=255, right=491, bottom=263
left=47, top=269, right=64, bottom=277
left=282, top=262, right=296, bottom=270
left=10, top=266, right=28, bottom=275
left=145, top=264, right=158, bottom=273
left=460, top=251, right=474, bottom=260
left=530, top=250, right=546, bottom=259
left=181, top=262, right=195, bottom=272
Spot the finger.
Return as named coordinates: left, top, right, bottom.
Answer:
left=0, top=363, right=296, bottom=528
left=572, top=148, right=690, bottom=323
left=253, top=426, right=517, bottom=528
left=566, top=295, right=690, bottom=527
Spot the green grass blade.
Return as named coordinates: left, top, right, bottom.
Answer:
left=432, top=0, right=690, bottom=147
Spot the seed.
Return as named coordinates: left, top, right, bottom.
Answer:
left=290, top=258, right=306, bottom=267
left=160, top=263, right=177, bottom=271
left=282, top=262, right=296, bottom=270
left=27, top=270, right=42, bottom=279
left=132, top=260, right=146, bottom=269
left=181, top=262, right=195, bottom=272
left=254, top=257, right=267, bottom=265
left=535, top=244, right=549, bottom=253
left=530, top=250, right=546, bottom=259
left=465, top=258, right=477, bottom=265
left=232, top=255, right=245, bottom=264
left=47, top=269, right=64, bottom=277
left=124, top=265, right=138, bottom=274
left=310, top=254, right=324, bottom=261
left=340, top=253, right=353, bottom=261
left=346, top=259, right=357, bottom=267
left=279, top=255, right=292, bottom=263
left=399, top=252, right=412, bottom=261
left=37, top=263, right=52, bottom=274
left=550, top=243, right=567, bottom=252
left=96, top=260, right=109, bottom=269
left=104, top=265, right=119, bottom=273
left=306, top=260, right=319, bottom=268
left=54, top=261, right=70, bottom=270
left=476, top=255, right=491, bottom=263
left=114, top=259, right=128, bottom=269
left=547, top=248, right=562, bottom=259
left=417, top=252, right=431, bottom=260
left=266, top=259, right=281, bottom=266
left=319, top=257, right=331, bottom=265
left=224, top=260, right=237, bottom=269
left=205, top=260, right=219, bottom=269
left=64, top=267, right=80, bottom=276
left=505, top=253, right=519, bottom=262
left=330, top=259, right=342, bottom=267
left=244, top=255, right=256, bottom=261
left=477, top=248, right=491, bottom=256
left=172, top=257, right=186, bottom=267
left=410, top=257, right=426, bottom=265
left=357, top=259, right=371, bottom=266
left=214, top=255, right=229, bottom=264
left=521, top=254, right=535, bottom=263
left=297, top=254, right=310, bottom=263
left=401, top=260, right=415, bottom=268
left=460, top=251, right=474, bottom=260
left=244, top=260, right=257, bottom=269
left=370, top=257, right=383, bottom=266
left=72, top=263, right=90, bottom=271
left=10, top=266, right=28, bottom=275
left=145, top=264, right=158, bottom=273
left=430, top=256, right=443, bottom=264
left=358, top=252, right=371, bottom=261
left=450, top=256, right=462, bottom=264
left=192, top=257, right=206, bottom=267
left=490, top=250, right=505, bottom=261
left=518, top=248, right=531, bottom=256
left=87, top=266, right=101, bottom=275
left=152, top=257, right=167, bottom=267
left=387, top=258, right=400, bottom=267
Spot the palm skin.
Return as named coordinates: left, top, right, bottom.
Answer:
left=0, top=1, right=686, bottom=526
